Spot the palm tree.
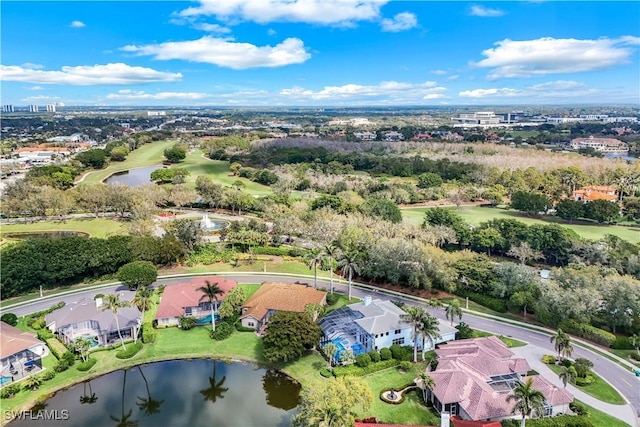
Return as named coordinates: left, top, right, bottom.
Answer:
left=631, top=334, right=640, bottom=357
left=101, top=294, right=128, bottom=351
left=550, top=329, right=572, bottom=361
left=417, top=372, right=435, bottom=404
left=322, top=342, right=338, bottom=367
left=197, top=280, right=225, bottom=332
left=306, top=249, right=323, bottom=289
left=558, top=366, right=577, bottom=388
left=445, top=299, right=463, bottom=326
left=73, top=336, right=93, bottom=362
left=321, top=244, right=340, bottom=294
left=110, top=370, right=139, bottom=427
left=136, top=366, right=164, bottom=416
left=506, top=378, right=546, bottom=427
left=401, top=306, right=428, bottom=363
left=200, top=362, right=229, bottom=404
left=338, top=250, right=360, bottom=301
left=419, top=312, right=441, bottom=361
left=80, top=381, right=98, bottom=405
left=132, top=286, right=154, bottom=319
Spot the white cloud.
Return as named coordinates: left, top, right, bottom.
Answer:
left=459, top=80, right=598, bottom=99
left=473, top=36, right=640, bottom=79
left=468, top=5, right=505, bottom=17
left=0, top=63, right=182, bottom=85
left=21, top=62, right=44, bottom=70
left=447, top=75, right=460, bottom=81
left=106, top=90, right=209, bottom=100
left=70, top=20, right=86, bottom=28
left=121, top=36, right=311, bottom=69
left=26, top=86, right=44, bottom=90
left=177, top=0, right=388, bottom=26
left=430, top=70, right=447, bottom=75
left=22, top=95, right=61, bottom=101
left=279, top=80, right=446, bottom=102
left=380, top=12, right=417, bottom=32
left=459, top=88, right=519, bottom=98
left=192, top=22, right=231, bottom=34
left=267, top=28, right=277, bottom=36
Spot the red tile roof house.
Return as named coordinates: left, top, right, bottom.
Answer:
left=155, top=277, right=237, bottom=327
left=1, top=322, right=49, bottom=386
left=422, top=336, right=572, bottom=423
left=240, top=282, right=327, bottom=332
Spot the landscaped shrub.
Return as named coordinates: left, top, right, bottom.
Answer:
left=1, top=313, right=18, bottom=326
left=455, top=321, right=474, bottom=339
left=333, top=359, right=398, bottom=377
left=399, top=361, right=412, bottom=371
left=379, top=347, right=392, bottom=361
left=326, top=293, right=339, bottom=306
left=116, top=342, right=143, bottom=359
left=541, top=354, right=557, bottom=364
left=288, top=247, right=308, bottom=257
left=389, top=345, right=412, bottom=361
left=355, top=353, right=371, bottom=368
left=210, top=322, right=234, bottom=341
left=252, top=246, right=294, bottom=256
left=0, top=384, right=21, bottom=399
left=575, top=376, right=594, bottom=386
left=570, top=401, right=589, bottom=416
left=502, top=416, right=593, bottom=427
left=235, top=320, right=256, bottom=332
left=560, top=358, right=573, bottom=368
left=36, top=329, right=54, bottom=341
left=455, top=290, right=507, bottom=313
left=54, top=360, right=71, bottom=373
left=558, top=320, right=616, bottom=347
left=368, top=350, right=381, bottom=363
left=319, top=368, right=335, bottom=378
left=41, top=370, right=56, bottom=381
left=76, top=357, right=97, bottom=372
left=31, top=317, right=46, bottom=330
left=611, top=336, right=634, bottom=350
left=142, top=326, right=156, bottom=344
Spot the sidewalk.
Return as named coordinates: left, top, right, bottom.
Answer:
left=511, top=346, right=637, bottom=426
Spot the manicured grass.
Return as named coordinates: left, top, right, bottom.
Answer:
left=402, top=205, right=640, bottom=243
left=325, top=294, right=361, bottom=314
left=471, top=329, right=527, bottom=348
left=80, top=140, right=177, bottom=184
left=0, top=218, right=126, bottom=239
left=576, top=399, right=631, bottom=427
left=611, top=349, right=640, bottom=366
left=239, top=284, right=261, bottom=301
left=546, top=363, right=626, bottom=405
left=171, top=150, right=272, bottom=196
left=179, top=260, right=330, bottom=276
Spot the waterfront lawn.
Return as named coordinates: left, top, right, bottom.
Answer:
left=546, top=363, right=625, bottom=405
left=577, top=399, right=631, bottom=427
left=402, top=206, right=640, bottom=244
left=0, top=218, right=126, bottom=239
left=80, top=140, right=176, bottom=184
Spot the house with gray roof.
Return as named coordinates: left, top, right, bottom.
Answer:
left=320, top=296, right=456, bottom=362
left=45, top=296, right=141, bottom=348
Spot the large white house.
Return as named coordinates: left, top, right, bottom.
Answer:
left=320, top=296, right=456, bottom=362
left=570, top=136, right=629, bottom=153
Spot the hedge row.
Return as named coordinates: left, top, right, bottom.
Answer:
left=332, top=359, right=398, bottom=377
left=115, top=342, right=143, bottom=359
left=559, top=320, right=616, bottom=347
left=455, top=290, right=507, bottom=313
left=76, top=358, right=97, bottom=372
left=46, top=337, right=72, bottom=363
left=501, top=416, right=593, bottom=427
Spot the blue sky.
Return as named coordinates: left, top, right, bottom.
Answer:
left=1, top=1, right=639, bottom=106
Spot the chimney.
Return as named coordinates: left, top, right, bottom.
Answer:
left=440, top=412, right=450, bottom=427
left=364, top=295, right=372, bottom=306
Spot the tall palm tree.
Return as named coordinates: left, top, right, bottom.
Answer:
left=197, top=280, right=225, bottom=332
left=110, top=370, right=139, bottom=427
left=136, top=366, right=164, bottom=416
left=506, top=378, right=546, bottom=427
left=419, top=312, right=441, bottom=361
left=101, top=294, right=128, bottom=351
left=80, top=381, right=98, bottom=405
left=417, top=372, right=435, bottom=404
left=550, top=329, right=572, bottom=361
left=306, top=249, right=323, bottom=289
left=401, top=306, right=428, bottom=363
left=132, top=286, right=154, bottom=316
left=558, top=366, right=577, bottom=388
left=322, top=342, right=338, bottom=367
left=200, top=362, right=229, bottom=404
left=338, top=250, right=360, bottom=301
left=445, top=299, right=463, bottom=326
left=321, top=244, right=340, bottom=294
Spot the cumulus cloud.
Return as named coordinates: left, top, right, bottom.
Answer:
left=459, top=80, right=597, bottom=99
left=106, top=90, right=210, bottom=100
left=430, top=70, right=447, bottom=75
left=473, top=36, right=640, bottom=79
left=380, top=12, right=417, bottom=32
left=279, top=80, right=447, bottom=102
left=192, top=22, right=231, bottom=33
left=177, top=0, right=388, bottom=26
left=121, top=36, right=311, bottom=69
left=70, top=20, right=86, bottom=28
left=0, top=63, right=182, bottom=85
left=26, top=86, right=44, bottom=90
left=468, top=5, right=505, bottom=17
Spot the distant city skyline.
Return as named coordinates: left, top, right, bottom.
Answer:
left=1, top=1, right=639, bottom=106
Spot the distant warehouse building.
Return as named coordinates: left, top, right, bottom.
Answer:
left=570, top=136, right=629, bottom=153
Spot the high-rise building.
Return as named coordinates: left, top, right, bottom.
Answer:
left=46, top=104, right=56, bottom=112
left=2, top=105, right=14, bottom=113
left=29, top=105, right=39, bottom=113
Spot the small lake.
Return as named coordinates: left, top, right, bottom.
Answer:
left=104, top=166, right=163, bottom=186
left=11, top=360, right=300, bottom=427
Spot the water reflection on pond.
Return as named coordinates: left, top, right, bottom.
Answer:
left=104, top=166, right=163, bottom=186
left=11, top=360, right=300, bottom=427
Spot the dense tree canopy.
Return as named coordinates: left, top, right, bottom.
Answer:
left=116, top=261, right=158, bottom=290
left=262, top=311, right=322, bottom=363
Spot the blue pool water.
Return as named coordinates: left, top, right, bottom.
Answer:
left=197, top=314, right=221, bottom=325
left=329, top=338, right=366, bottom=361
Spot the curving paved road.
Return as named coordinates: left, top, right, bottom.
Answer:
left=3, top=274, right=639, bottom=426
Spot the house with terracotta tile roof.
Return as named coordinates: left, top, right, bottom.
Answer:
left=239, top=282, right=326, bottom=331
left=155, top=277, right=237, bottom=327
left=423, top=336, right=572, bottom=422
left=572, top=185, right=618, bottom=203
left=1, top=322, right=48, bottom=385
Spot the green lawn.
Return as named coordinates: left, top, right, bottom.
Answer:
left=180, top=260, right=328, bottom=276
left=471, top=329, right=528, bottom=348
left=577, top=399, right=631, bottom=427
left=402, top=205, right=640, bottom=243
left=239, top=284, right=261, bottom=301
left=611, top=349, right=640, bottom=366
left=545, top=363, right=625, bottom=405
left=0, top=218, right=126, bottom=239
left=171, top=150, right=272, bottom=196
left=80, top=140, right=176, bottom=184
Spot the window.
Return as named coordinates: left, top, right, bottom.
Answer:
left=248, top=322, right=255, bottom=327
left=185, top=307, right=192, bottom=315
left=386, top=332, right=389, bottom=336
left=392, top=338, right=405, bottom=345
left=395, top=329, right=401, bottom=334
